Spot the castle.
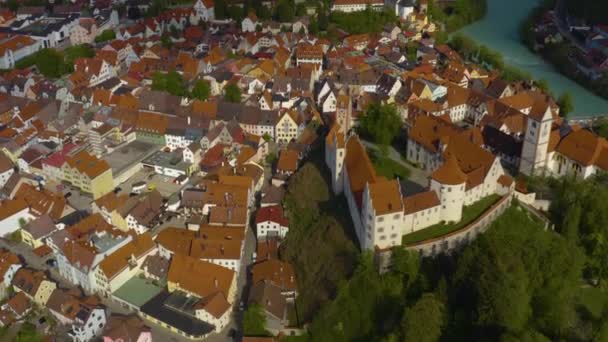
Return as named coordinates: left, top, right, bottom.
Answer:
left=325, top=124, right=513, bottom=251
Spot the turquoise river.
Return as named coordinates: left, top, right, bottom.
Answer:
left=458, top=0, right=608, bottom=117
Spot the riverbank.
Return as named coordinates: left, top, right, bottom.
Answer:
left=520, top=0, right=608, bottom=103
left=458, top=0, right=608, bottom=117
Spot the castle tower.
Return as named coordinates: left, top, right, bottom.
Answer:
left=430, top=157, right=466, bottom=223
left=325, top=124, right=345, bottom=194
left=336, top=94, right=352, bottom=135
left=519, top=105, right=553, bottom=176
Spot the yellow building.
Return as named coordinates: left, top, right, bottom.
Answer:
left=62, top=150, right=114, bottom=199
left=12, top=268, right=57, bottom=306
left=19, top=215, right=57, bottom=248
left=275, top=110, right=300, bottom=144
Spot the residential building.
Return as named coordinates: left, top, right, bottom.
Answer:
left=0, top=198, right=33, bottom=237
left=62, top=150, right=114, bottom=200
left=331, top=0, right=384, bottom=12
left=103, top=314, right=152, bottom=342
left=96, top=233, right=156, bottom=297
left=0, top=35, right=41, bottom=69
left=11, top=267, right=56, bottom=306
left=167, top=254, right=236, bottom=333
left=255, top=205, right=289, bottom=239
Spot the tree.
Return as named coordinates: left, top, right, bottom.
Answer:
left=243, top=303, right=271, bottom=336
left=64, top=44, right=95, bottom=65
left=309, top=17, right=320, bottom=35
left=224, top=83, right=242, bottom=103
left=274, top=0, right=295, bottom=22
left=557, top=92, right=574, bottom=118
left=535, top=79, right=551, bottom=93
left=357, top=103, right=402, bottom=154
left=215, top=0, right=228, bottom=19
left=152, top=71, right=187, bottom=96
left=401, top=293, right=445, bottom=342
left=35, top=49, right=68, bottom=78
left=191, top=80, right=211, bottom=101
left=94, top=29, right=116, bottom=43
left=296, top=2, right=307, bottom=16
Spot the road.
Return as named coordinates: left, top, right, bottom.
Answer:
left=360, top=139, right=430, bottom=195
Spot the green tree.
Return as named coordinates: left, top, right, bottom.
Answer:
left=296, top=2, right=307, bottom=16
left=224, top=83, right=242, bottom=103
left=35, top=49, right=68, bottom=78
left=274, top=0, right=295, bottom=22
left=535, top=79, right=551, bottom=93
left=557, top=92, right=574, bottom=118
left=191, top=80, right=211, bottom=100
left=215, top=0, right=228, bottom=19
left=357, top=102, right=402, bottom=154
left=309, top=17, right=320, bottom=35
left=94, top=29, right=116, bottom=43
left=64, top=44, right=95, bottom=65
left=243, top=303, right=271, bottom=336
left=401, top=293, right=445, bottom=342
left=152, top=71, right=186, bottom=96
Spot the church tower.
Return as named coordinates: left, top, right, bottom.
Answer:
left=519, top=105, right=553, bottom=176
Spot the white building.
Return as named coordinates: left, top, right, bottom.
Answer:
left=0, top=199, right=34, bottom=237
left=325, top=130, right=508, bottom=251
left=331, top=0, right=385, bottom=12
left=255, top=205, right=289, bottom=239
left=0, top=35, right=41, bottom=69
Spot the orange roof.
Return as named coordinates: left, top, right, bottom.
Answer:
left=65, top=150, right=110, bottom=179
left=556, top=129, right=608, bottom=169
left=168, top=254, right=235, bottom=299
left=99, top=233, right=155, bottom=280
left=345, top=136, right=376, bottom=194
left=0, top=198, right=28, bottom=221
left=0, top=36, right=37, bottom=57
left=368, top=179, right=403, bottom=215
left=251, top=258, right=297, bottom=292
left=431, top=156, right=466, bottom=185
left=277, top=149, right=298, bottom=172
left=403, top=191, right=440, bottom=214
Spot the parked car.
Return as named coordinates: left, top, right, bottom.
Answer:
left=46, top=258, right=57, bottom=267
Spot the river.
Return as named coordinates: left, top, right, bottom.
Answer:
left=458, top=0, right=608, bottom=117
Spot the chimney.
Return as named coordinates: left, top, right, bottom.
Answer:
left=188, top=116, right=191, bottom=125
left=214, top=277, right=218, bottom=288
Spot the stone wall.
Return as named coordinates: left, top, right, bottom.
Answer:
left=405, top=194, right=513, bottom=256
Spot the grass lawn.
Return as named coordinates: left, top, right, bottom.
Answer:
left=577, top=286, right=607, bottom=319
left=367, top=149, right=410, bottom=180
left=402, top=194, right=502, bottom=245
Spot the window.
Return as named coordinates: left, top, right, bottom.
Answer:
left=377, top=228, right=384, bottom=233
left=377, top=217, right=384, bottom=223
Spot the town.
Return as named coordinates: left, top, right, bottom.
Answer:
left=0, top=0, right=606, bottom=341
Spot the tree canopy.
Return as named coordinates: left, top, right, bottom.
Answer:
left=557, top=92, right=574, bottom=118
left=290, top=200, right=600, bottom=342
left=224, top=83, right=242, bottom=103
left=243, top=303, right=271, bottom=336
left=151, top=71, right=187, bottom=96
left=94, top=29, right=116, bottom=43
left=191, top=79, right=211, bottom=101
left=357, top=103, right=402, bottom=153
